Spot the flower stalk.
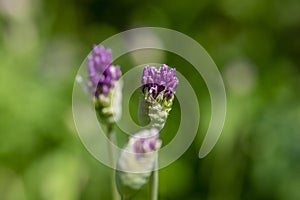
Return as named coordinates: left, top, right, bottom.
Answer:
left=150, top=155, right=158, bottom=200
left=108, top=125, right=119, bottom=200
left=140, top=64, right=179, bottom=200
left=87, top=45, right=122, bottom=200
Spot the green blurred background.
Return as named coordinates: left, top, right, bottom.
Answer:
left=1, top=0, right=300, bottom=199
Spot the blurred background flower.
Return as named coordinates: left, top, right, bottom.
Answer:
left=116, top=128, right=161, bottom=199
left=0, top=0, right=300, bottom=200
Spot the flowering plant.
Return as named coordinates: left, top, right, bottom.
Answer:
left=87, top=45, right=122, bottom=125
left=84, top=45, right=178, bottom=200
left=141, top=64, right=179, bottom=129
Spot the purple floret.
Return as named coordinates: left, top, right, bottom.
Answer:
left=87, top=45, right=121, bottom=96
left=142, top=64, right=179, bottom=99
left=133, top=134, right=160, bottom=154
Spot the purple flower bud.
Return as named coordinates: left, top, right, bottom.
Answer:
left=117, top=128, right=161, bottom=171
left=87, top=45, right=121, bottom=97
left=87, top=45, right=123, bottom=125
left=132, top=129, right=161, bottom=155
left=116, top=129, right=161, bottom=197
left=142, top=64, right=178, bottom=100
left=140, top=64, right=179, bottom=130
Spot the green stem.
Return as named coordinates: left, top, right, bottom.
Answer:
left=121, top=195, right=130, bottom=200
left=107, top=125, right=120, bottom=200
left=150, top=154, right=158, bottom=200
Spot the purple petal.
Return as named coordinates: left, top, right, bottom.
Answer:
left=141, top=64, right=178, bottom=99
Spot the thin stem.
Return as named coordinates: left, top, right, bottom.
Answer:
left=150, top=153, right=158, bottom=200
left=107, top=125, right=120, bottom=200
left=121, top=195, right=130, bottom=200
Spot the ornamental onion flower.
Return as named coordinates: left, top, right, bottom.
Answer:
left=87, top=45, right=122, bottom=124
left=116, top=128, right=161, bottom=198
left=140, top=64, right=179, bottom=129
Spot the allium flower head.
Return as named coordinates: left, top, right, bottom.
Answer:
left=87, top=45, right=122, bottom=124
left=116, top=129, right=161, bottom=197
left=88, top=45, right=121, bottom=97
left=142, top=64, right=178, bottom=102
left=140, top=64, right=179, bottom=129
